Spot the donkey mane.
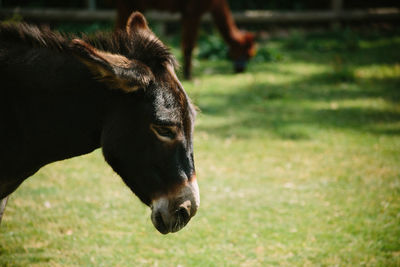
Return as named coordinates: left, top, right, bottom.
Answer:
left=0, top=23, right=68, bottom=50
left=0, top=23, right=177, bottom=72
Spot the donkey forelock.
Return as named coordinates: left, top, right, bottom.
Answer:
left=82, top=30, right=178, bottom=74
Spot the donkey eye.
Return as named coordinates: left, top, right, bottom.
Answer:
left=157, top=127, right=176, bottom=138
left=151, top=125, right=177, bottom=141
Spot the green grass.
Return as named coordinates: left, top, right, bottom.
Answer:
left=1, top=30, right=400, bottom=266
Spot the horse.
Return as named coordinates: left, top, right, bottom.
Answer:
left=115, top=0, right=256, bottom=79
left=0, top=12, right=199, bottom=234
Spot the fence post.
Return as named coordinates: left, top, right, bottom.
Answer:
left=86, top=0, right=96, bottom=11
left=331, top=0, right=343, bottom=29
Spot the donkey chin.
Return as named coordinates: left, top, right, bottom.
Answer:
left=150, top=178, right=200, bottom=234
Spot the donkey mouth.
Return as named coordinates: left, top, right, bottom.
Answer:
left=153, top=210, right=169, bottom=234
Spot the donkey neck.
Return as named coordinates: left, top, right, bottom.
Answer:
left=3, top=47, right=109, bottom=170
left=210, top=0, right=244, bottom=47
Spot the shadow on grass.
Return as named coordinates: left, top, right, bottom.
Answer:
left=280, top=29, right=400, bottom=66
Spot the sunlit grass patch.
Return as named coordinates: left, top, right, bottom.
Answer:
left=356, top=64, right=400, bottom=80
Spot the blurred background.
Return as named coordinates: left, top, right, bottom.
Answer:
left=0, top=1, right=399, bottom=266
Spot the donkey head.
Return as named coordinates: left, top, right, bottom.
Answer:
left=229, top=31, right=256, bottom=73
left=71, top=12, right=199, bottom=234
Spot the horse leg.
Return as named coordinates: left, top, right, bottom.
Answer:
left=181, top=15, right=201, bottom=80
left=0, top=196, right=9, bottom=225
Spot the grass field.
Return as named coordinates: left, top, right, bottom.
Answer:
left=1, top=28, right=400, bottom=266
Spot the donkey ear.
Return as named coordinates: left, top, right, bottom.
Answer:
left=126, top=12, right=150, bottom=34
left=71, top=39, right=154, bottom=92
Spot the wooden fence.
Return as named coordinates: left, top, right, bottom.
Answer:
left=0, top=0, right=399, bottom=25
left=0, top=7, right=399, bottom=24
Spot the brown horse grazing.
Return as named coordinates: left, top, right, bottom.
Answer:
left=0, top=12, right=199, bottom=234
left=115, top=0, right=256, bottom=79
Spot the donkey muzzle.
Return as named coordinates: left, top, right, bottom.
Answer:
left=150, top=178, right=200, bottom=234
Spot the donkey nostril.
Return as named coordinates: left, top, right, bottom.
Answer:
left=177, top=206, right=190, bottom=223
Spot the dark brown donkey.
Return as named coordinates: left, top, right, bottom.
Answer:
left=116, top=0, right=256, bottom=79
left=0, top=12, right=199, bottom=234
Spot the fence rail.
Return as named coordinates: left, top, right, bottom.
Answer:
left=0, top=7, right=399, bottom=24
